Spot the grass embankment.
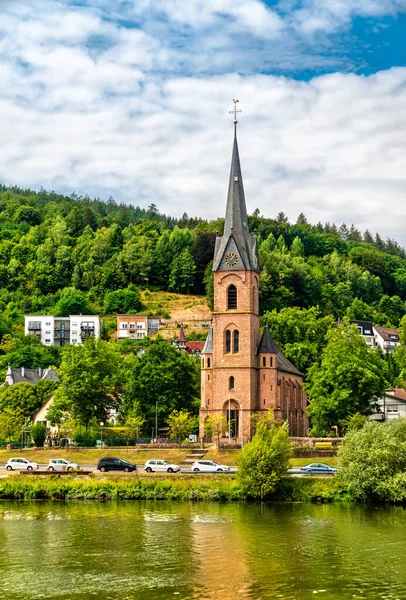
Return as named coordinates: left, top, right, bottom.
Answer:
left=0, top=447, right=339, bottom=467
left=0, top=473, right=347, bottom=502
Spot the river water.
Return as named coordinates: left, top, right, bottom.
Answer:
left=0, top=501, right=405, bottom=599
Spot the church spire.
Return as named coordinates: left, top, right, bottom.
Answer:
left=213, top=102, right=259, bottom=272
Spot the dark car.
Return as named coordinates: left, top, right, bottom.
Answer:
left=300, top=463, right=339, bottom=476
left=97, top=457, right=137, bottom=473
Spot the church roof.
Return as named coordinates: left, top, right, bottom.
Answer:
left=213, top=128, right=259, bottom=272
left=178, top=324, right=186, bottom=342
left=201, top=325, right=213, bottom=354
left=256, top=324, right=303, bottom=376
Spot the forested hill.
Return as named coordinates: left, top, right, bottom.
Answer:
left=1, top=184, right=406, bottom=340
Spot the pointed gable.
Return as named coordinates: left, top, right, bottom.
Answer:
left=201, top=326, right=213, bottom=354
left=256, top=323, right=303, bottom=376
left=213, top=128, right=259, bottom=272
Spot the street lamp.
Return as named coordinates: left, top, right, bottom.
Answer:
left=100, top=422, right=104, bottom=447
left=240, top=404, right=244, bottom=448
left=155, top=401, right=158, bottom=443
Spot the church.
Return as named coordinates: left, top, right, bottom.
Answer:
left=199, top=119, right=308, bottom=443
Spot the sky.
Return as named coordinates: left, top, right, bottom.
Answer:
left=1, top=0, right=406, bottom=241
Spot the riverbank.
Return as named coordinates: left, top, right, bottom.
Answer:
left=0, top=473, right=348, bottom=502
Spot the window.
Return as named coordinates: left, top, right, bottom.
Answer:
left=202, top=358, right=205, bottom=368
left=270, top=385, right=273, bottom=391
left=227, top=285, right=237, bottom=310
left=226, top=330, right=231, bottom=353
left=264, top=399, right=266, bottom=405
left=262, top=356, right=266, bottom=367
left=365, top=337, right=371, bottom=343
left=45, top=339, right=51, bottom=343
left=137, top=323, right=143, bottom=329
left=207, top=358, right=211, bottom=367
left=270, top=357, right=273, bottom=367
left=229, top=376, right=234, bottom=390
left=46, top=322, right=51, bottom=326
left=121, top=323, right=128, bottom=329
left=233, top=330, right=239, bottom=353
left=208, top=375, right=210, bottom=381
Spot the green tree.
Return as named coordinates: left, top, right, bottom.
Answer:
left=0, top=407, right=24, bottom=443
left=104, top=287, right=142, bottom=314
left=306, top=321, right=388, bottom=435
left=169, top=249, right=196, bottom=294
left=54, top=288, right=93, bottom=317
left=338, top=420, right=406, bottom=503
left=123, top=340, right=200, bottom=433
left=30, top=422, right=46, bottom=447
left=57, top=338, right=122, bottom=429
left=167, top=409, right=194, bottom=446
left=237, top=416, right=292, bottom=500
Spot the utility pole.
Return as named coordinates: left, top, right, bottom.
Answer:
left=155, top=401, right=158, bottom=443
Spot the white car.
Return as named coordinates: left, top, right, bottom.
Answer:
left=6, top=458, right=39, bottom=471
left=191, top=460, right=231, bottom=473
left=47, top=458, right=80, bottom=472
left=144, top=460, right=181, bottom=473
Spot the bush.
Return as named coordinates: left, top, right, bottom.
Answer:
left=338, top=419, right=406, bottom=503
left=237, top=417, right=292, bottom=499
left=30, top=423, right=46, bottom=448
left=104, top=288, right=142, bottom=314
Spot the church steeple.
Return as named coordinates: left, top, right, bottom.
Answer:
left=213, top=116, right=259, bottom=272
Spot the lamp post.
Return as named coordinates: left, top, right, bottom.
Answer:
left=240, top=404, right=244, bottom=448
left=100, top=422, right=104, bottom=447
left=155, top=401, right=158, bottom=443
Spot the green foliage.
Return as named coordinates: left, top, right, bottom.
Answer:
left=338, top=420, right=406, bottom=503
left=167, top=409, right=194, bottom=444
left=306, top=321, right=388, bottom=435
left=30, top=422, right=46, bottom=447
left=339, top=412, right=369, bottom=432
left=0, top=380, right=58, bottom=419
left=57, top=338, right=122, bottom=429
left=237, top=416, right=292, bottom=499
left=53, top=288, right=94, bottom=317
left=0, top=407, right=24, bottom=443
left=123, top=340, right=200, bottom=433
left=169, top=249, right=196, bottom=294
left=104, top=287, right=143, bottom=314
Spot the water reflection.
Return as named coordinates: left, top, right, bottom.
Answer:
left=0, top=502, right=406, bottom=599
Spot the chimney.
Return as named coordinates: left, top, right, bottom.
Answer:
left=21, top=367, right=25, bottom=378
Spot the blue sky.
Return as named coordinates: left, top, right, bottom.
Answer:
left=0, top=0, right=406, bottom=240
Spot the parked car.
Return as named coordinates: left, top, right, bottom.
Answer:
left=47, top=458, right=80, bottom=472
left=300, top=463, right=339, bottom=476
left=191, top=460, right=231, bottom=473
left=96, top=457, right=137, bottom=473
left=5, top=458, right=39, bottom=471
left=144, top=460, right=181, bottom=473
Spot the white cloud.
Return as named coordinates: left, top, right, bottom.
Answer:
left=1, top=0, right=406, bottom=242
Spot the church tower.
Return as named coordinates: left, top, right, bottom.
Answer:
left=200, top=112, right=260, bottom=442
left=200, top=104, right=308, bottom=443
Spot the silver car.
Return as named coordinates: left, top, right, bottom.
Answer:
left=47, top=458, right=80, bottom=472
left=144, top=460, right=181, bottom=473
left=6, top=458, right=39, bottom=471
left=191, top=460, right=230, bottom=473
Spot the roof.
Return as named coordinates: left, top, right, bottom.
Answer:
left=212, top=127, right=259, bottom=272
left=257, top=322, right=278, bottom=354
left=201, top=326, right=213, bottom=354
left=350, top=320, right=374, bottom=336
left=185, top=341, right=205, bottom=354
left=374, top=326, right=400, bottom=341
left=178, top=325, right=186, bottom=342
left=3, top=366, right=59, bottom=386
left=256, top=325, right=303, bottom=376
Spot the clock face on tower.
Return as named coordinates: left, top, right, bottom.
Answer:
left=225, top=252, right=239, bottom=267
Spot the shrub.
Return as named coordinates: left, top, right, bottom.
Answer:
left=338, top=419, right=406, bottom=503
left=30, top=423, right=46, bottom=448
left=237, top=417, right=292, bottom=499
left=104, top=288, right=142, bottom=314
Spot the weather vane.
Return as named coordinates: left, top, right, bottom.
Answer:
left=229, top=99, right=242, bottom=124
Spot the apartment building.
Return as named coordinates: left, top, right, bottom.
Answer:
left=25, top=315, right=100, bottom=346
left=116, top=315, right=160, bottom=339
left=350, top=320, right=375, bottom=349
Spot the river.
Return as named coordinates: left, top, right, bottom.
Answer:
left=0, top=501, right=405, bottom=599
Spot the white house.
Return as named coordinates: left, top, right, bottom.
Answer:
left=25, top=315, right=100, bottom=346
left=373, top=326, right=400, bottom=353
left=370, top=387, right=406, bottom=421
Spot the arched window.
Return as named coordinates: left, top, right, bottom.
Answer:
left=227, top=285, right=237, bottom=310
left=270, top=357, right=273, bottom=367
left=207, top=358, right=211, bottom=368
left=233, top=330, right=239, bottom=353
left=262, top=356, right=266, bottom=367
left=202, top=358, right=205, bottom=368
left=229, top=376, right=235, bottom=390
left=225, top=330, right=231, bottom=353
